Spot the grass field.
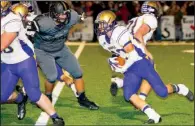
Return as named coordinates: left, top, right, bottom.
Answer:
left=1, top=43, right=194, bottom=125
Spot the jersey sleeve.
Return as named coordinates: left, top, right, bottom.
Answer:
left=143, top=14, right=158, bottom=30
left=67, top=9, right=80, bottom=28
left=33, top=15, right=55, bottom=33
left=4, top=19, right=22, bottom=33
left=115, top=26, right=132, bottom=48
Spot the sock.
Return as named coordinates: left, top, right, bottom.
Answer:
left=177, top=84, right=189, bottom=96
left=50, top=113, right=59, bottom=119
left=69, top=84, right=79, bottom=97
left=77, top=92, right=86, bottom=100
left=142, top=104, right=160, bottom=123
left=46, top=93, right=52, bottom=101
left=171, top=84, right=179, bottom=93
left=15, top=93, right=23, bottom=103
left=111, top=77, right=123, bottom=88
left=46, top=93, right=52, bottom=97
left=139, top=92, right=147, bottom=100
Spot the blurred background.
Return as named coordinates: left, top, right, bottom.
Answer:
left=13, top=1, right=195, bottom=43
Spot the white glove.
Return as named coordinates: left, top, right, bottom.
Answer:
left=108, top=57, right=125, bottom=73
left=79, top=12, right=86, bottom=21
left=108, top=57, right=118, bottom=70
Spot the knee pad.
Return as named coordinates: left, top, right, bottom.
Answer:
left=157, top=86, right=168, bottom=98
left=72, top=70, right=83, bottom=79
left=27, top=88, right=42, bottom=103
left=124, top=97, right=130, bottom=102
left=47, top=73, right=58, bottom=83
left=124, top=91, right=133, bottom=102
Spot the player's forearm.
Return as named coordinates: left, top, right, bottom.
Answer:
left=122, top=43, right=142, bottom=70
left=1, top=32, right=17, bottom=51
left=134, top=33, right=153, bottom=60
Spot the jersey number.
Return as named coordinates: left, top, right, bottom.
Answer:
left=3, top=46, right=13, bottom=53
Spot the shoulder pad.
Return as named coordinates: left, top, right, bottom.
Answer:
left=33, top=15, right=55, bottom=33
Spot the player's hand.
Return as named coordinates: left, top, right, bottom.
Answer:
left=80, top=12, right=86, bottom=21
left=108, top=57, right=119, bottom=70
left=108, top=57, right=126, bottom=73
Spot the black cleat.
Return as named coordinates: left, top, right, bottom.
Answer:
left=110, top=82, right=118, bottom=96
left=144, top=117, right=162, bottom=124
left=186, top=90, right=194, bottom=101
left=52, top=117, right=65, bottom=126
left=16, top=86, right=28, bottom=120
left=78, top=93, right=99, bottom=110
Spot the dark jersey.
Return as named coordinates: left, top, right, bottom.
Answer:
left=33, top=9, right=80, bottom=52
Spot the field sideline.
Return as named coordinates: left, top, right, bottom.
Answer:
left=1, top=42, right=194, bottom=125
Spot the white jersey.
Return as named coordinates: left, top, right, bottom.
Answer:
left=98, top=25, right=143, bottom=61
left=126, top=14, right=158, bottom=45
left=1, top=12, right=34, bottom=64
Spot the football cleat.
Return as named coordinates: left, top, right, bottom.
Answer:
left=110, top=82, right=118, bottom=96
left=77, top=93, right=99, bottom=110
left=186, top=90, right=194, bottom=101
left=16, top=86, right=28, bottom=120
left=52, top=117, right=65, bottom=126
left=144, top=117, right=162, bottom=124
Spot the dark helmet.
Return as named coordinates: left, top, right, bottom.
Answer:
left=49, top=1, right=71, bottom=24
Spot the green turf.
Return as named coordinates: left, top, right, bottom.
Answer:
left=1, top=45, right=194, bottom=125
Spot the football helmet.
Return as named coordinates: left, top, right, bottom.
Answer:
left=1, top=1, right=11, bottom=17
left=141, top=1, right=159, bottom=18
left=94, top=10, right=117, bottom=36
left=11, top=3, right=29, bottom=18
left=49, top=1, right=71, bottom=24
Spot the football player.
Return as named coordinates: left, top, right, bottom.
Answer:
left=24, top=1, right=79, bottom=101
left=95, top=10, right=194, bottom=124
left=1, top=2, right=64, bottom=125
left=110, top=2, right=159, bottom=101
left=27, top=1, right=99, bottom=110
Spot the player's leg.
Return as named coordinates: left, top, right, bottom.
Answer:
left=56, top=46, right=99, bottom=110
left=1, top=63, right=27, bottom=120
left=110, top=76, right=152, bottom=100
left=111, top=56, right=154, bottom=98
left=142, top=58, right=194, bottom=101
left=55, top=62, right=78, bottom=97
left=19, top=56, right=64, bottom=125
left=139, top=80, right=152, bottom=100
left=123, top=70, right=161, bottom=124
left=35, top=48, right=58, bottom=102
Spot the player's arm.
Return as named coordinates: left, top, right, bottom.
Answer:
left=134, top=23, right=153, bottom=59
left=134, top=15, right=158, bottom=59
left=1, top=32, right=18, bottom=51
left=1, top=19, right=21, bottom=51
left=117, top=29, right=142, bottom=72
left=134, top=24, right=150, bottom=44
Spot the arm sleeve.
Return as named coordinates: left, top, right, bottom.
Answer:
left=4, top=19, right=22, bottom=33
left=117, top=29, right=132, bottom=48
left=143, top=14, right=158, bottom=29
left=67, top=9, right=80, bottom=28
left=33, top=15, right=54, bottom=33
